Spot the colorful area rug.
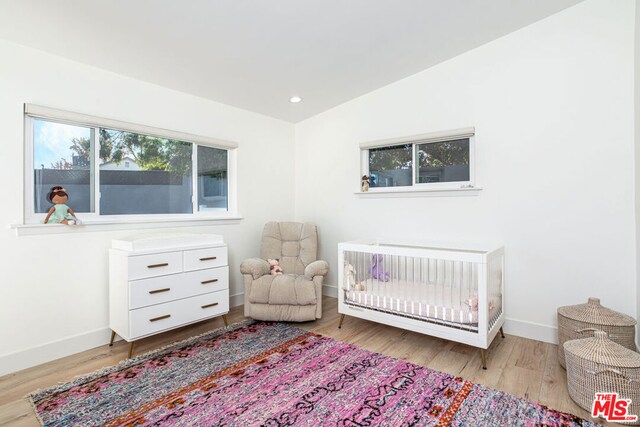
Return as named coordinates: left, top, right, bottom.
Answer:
left=30, top=321, right=601, bottom=426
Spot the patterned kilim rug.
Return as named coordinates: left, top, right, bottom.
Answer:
left=30, top=321, right=602, bottom=426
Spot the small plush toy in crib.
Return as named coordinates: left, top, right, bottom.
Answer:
left=44, top=186, right=80, bottom=225
left=465, top=294, right=494, bottom=312
left=344, top=261, right=356, bottom=289
left=268, top=258, right=283, bottom=275
left=368, top=254, right=390, bottom=281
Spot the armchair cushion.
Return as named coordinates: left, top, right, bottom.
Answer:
left=248, top=274, right=317, bottom=306
left=304, top=260, right=329, bottom=279
left=240, top=258, right=270, bottom=279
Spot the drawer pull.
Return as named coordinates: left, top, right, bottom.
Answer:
left=149, top=314, right=171, bottom=322
left=199, top=256, right=217, bottom=261
left=201, top=279, right=219, bottom=285
left=149, top=288, right=171, bottom=294
left=147, top=263, right=169, bottom=269
left=201, top=302, right=219, bottom=309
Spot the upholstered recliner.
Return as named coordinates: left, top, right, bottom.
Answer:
left=240, top=222, right=328, bottom=321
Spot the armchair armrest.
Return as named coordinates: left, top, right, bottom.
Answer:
left=304, top=260, right=329, bottom=279
left=240, top=258, right=270, bottom=279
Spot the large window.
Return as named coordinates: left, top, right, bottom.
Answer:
left=26, top=106, right=236, bottom=223
left=361, top=128, right=475, bottom=191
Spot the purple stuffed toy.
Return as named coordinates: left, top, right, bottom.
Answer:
left=368, top=254, right=391, bottom=281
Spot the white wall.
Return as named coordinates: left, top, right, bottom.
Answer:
left=295, top=0, right=636, bottom=343
left=0, top=39, right=295, bottom=375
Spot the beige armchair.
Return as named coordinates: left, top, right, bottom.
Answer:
left=240, top=222, right=328, bottom=321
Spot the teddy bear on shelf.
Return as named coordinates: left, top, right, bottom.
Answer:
left=268, top=258, right=283, bottom=275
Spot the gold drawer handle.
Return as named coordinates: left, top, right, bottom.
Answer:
left=199, top=256, right=217, bottom=261
left=201, top=302, right=219, bottom=309
left=149, top=288, right=171, bottom=294
left=201, top=279, right=219, bottom=285
left=149, top=314, right=171, bottom=322
left=147, top=263, right=169, bottom=269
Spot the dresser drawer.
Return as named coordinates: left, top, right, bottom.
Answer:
left=128, top=251, right=183, bottom=280
left=184, top=246, right=228, bottom=271
left=129, top=290, right=229, bottom=339
left=129, top=268, right=229, bottom=309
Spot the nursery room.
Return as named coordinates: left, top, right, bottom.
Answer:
left=0, top=0, right=639, bottom=426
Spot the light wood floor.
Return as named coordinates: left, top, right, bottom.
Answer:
left=0, top=296, right=609, bottom=426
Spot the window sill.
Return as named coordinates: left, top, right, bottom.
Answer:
left=354, top=186, right=482, bottom=198
left=10, top=214, right=243, bottom=236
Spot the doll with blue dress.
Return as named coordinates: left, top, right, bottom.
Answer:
left=44, top=186, right=79, bottom=225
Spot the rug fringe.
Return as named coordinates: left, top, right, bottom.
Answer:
left=27, top=319, right=255, bottom=403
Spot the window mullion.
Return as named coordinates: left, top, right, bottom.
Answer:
left=411, top=143, right=417, bottom=186
left=192, top=144, right=198, bottom=214
left=93, top=127, right=100, bottom=215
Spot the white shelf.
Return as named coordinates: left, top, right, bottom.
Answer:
left=355, top=186, right=482, bottom=198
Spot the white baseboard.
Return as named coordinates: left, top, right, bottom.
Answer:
left=1, top=292, right=248, bottom=377
left=0, top=327, right=113, bottom=377
left=229, top=292, right=244, bottom=307
left=322, top=284, right=338, bottom=298
left=0, top=292, right=558, bottom=377
left=503, top=317, right=558, bottom=344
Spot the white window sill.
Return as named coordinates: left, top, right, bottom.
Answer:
left=10, top=214, right=243, bottom=236
left=354, top=186, right=482, bottom=198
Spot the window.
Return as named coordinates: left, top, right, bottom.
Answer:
left=360, top=127, right=475, bottom=191
left=25, top=105, right=237, bottom=224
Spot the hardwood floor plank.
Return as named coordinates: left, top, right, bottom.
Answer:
left=0, top=297, right=596, bottom=426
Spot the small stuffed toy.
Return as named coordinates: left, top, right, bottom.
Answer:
left=465, top=294, right=494, bottom=312
left=368, top=254, right=390, bottom=281
left=361, top=175, right=370, bottom=192
left=268, top=258, right=283, bottom=275
left=44, top=186, right=79, bottom=225
left=343, top=261, right=356, bottom=289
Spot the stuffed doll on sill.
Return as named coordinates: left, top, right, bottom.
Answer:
left=44, top=186, right=80, bottom=225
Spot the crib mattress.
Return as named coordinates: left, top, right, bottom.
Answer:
left=345, top=280, right=501, bottom=326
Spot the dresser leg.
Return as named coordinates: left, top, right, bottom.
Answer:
left=222, top=314, right=229, bottom=327
left=128, top=342, right=135, bottom=359
left=109, top=330, right=116, bottom=346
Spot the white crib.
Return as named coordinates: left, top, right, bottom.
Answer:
left=338, top=239, right=505, bottom=369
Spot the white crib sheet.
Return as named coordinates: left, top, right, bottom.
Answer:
left=345, top=278, right=501, bottom=325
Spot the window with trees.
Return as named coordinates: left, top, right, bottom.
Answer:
left=361, top=128, right=475, bottom=191
left=26, top=106, right=236, bottom=223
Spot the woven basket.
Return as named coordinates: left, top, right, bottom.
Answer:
left=564, top=331, right=640, bottom=425
left=557, top=297, right=636, bottom=368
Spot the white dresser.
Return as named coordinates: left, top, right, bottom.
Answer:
left=109, top=234, right=229, bottom=357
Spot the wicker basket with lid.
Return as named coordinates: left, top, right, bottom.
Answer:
left=564, top=331, right=640, bottom=425
left=557, top=297, right=637, bottom=368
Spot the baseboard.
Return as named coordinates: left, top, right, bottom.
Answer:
left=1, top=293, right=247, bottom=377
left=229, top=292, right=244, bottom=307
left=322, top=284, right=338, bottom=298
left=0, top=327, right=113, bottom=377
left=503, top=317, right=558, bottom=344
left=0, top=293, right=557, bottom=377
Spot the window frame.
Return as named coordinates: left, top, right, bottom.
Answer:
left=23, top=105, right=238, bottom=225
left=360, top=127, right=476, bottom=193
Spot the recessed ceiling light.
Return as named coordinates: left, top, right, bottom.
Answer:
left=289, top=96, right=302, bottom=103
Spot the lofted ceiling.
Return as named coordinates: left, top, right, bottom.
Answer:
left=0, top=0, right=583, bottom=123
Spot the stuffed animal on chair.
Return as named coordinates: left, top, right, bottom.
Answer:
left=268, top=258, right=283, bottom=275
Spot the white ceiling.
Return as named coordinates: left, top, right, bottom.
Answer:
left=0, top=0, right=583, bottom=123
